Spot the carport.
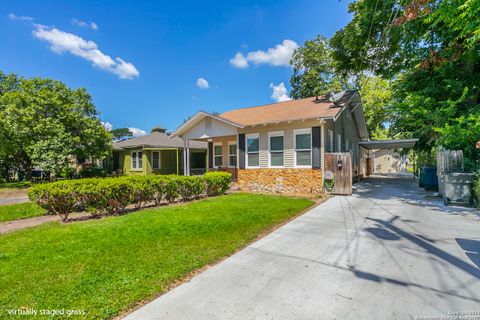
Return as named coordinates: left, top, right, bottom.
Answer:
left=359, top=139, right=418, bottom=176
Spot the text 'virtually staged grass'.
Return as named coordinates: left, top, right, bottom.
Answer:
left=0, top=193, right=314, bottom=319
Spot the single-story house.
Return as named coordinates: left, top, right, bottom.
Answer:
left=113, top=127, right=207, bottom=176
left=170, top=90, right=370, bottom=194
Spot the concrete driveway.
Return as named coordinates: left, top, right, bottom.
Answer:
left=125, top=175, right=480, bottom=320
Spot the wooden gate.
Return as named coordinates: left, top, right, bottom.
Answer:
left=324, top=153, right=352, bottom=195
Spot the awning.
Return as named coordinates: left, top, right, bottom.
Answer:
left=358, top=139, right=418, bottom=150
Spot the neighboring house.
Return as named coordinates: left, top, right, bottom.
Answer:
left=170, top=90, right=370, bottom=194
left=113, top=127, right=207, bottom=176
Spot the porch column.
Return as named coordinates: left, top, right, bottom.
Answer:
left=184, top=139, right=190, bottom=176
left=207, top=141, right=214, bottom=170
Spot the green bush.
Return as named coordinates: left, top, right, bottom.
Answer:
left=176, top=176, right=206, bottom=201
left=162, top=175, right=180, bottom=203
left=126, top=176, right=156, bottom=208
left=28, top=181, right=78, bottom=220
left=28, top=172, right=232, bottom=219
left=204, top=172, right=232, bottom=196
left=79, top=167, right=108, bottom=178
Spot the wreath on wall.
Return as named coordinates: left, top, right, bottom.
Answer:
left=324, top=170, right=335, bottom=192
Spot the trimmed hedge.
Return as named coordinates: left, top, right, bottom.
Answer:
left=28, top=172, right=232, bottom=220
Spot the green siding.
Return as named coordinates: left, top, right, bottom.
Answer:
left=115, top=148, right=206, bottom=176
left=116, top=148, right=183, bottom=176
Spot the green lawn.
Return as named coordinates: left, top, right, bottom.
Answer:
left=0, top=181, right=31, bottom=189
left=0, top=202, right=47, bottom=222
left=0, top=193, right=313, bottom=319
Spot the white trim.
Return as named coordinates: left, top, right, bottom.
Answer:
left=337, top=133, right=342, bottom=152
left=228, top=141, right=237, bottom=168
left=213, top=142, right=223, bottom=168
left=130, top=150, right=143, bottom=171
left=151, top=151, right=161, bottom=170
left=245, top=133, right=260, bottom=169
left=293, top=128, right=312, bottom=168
left=328, top=129, right=334, bottom=152
left=170, top=111, right=244, bottom=138
left=268, top=131, right=284, bottom=168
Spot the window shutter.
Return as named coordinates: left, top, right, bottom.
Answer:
left=312, top=126, right=321, bottom=169
left=238, top=134, right=245, bottom=169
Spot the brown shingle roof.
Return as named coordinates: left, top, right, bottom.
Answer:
left=218, top=96, right=343, bottom=126
left=113, top=132, right=206, bottom=150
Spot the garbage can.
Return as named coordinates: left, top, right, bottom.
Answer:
left=422, top=166, right=438, bottom=191
left=442, top=172, right=475, bottom=206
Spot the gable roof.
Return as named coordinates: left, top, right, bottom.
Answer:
left=113, top=131, right=207, bottom=150
left=219, top=95, right=344, bottom=126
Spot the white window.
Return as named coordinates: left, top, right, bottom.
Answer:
left=246, top=133, right=259, bottom=168
left=328, top=129, right=334, bottom=152
left=229, top=143, right=237, bottom=167
left=131, top=151, right=143, bottom=170
left=152, top=151, right=160, bottom=170
left=294, top=128, right=312, bottom=167
left=268, top=131, right=284, bottom=167
left=337, top=133, right=342, bottom=152
left=214, top=143, right=222, bottom=167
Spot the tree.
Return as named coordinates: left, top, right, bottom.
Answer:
left=111, top=128, right=133, bottom=141
left=359, top=76, right=392, bottom=139
left=289, top=36, right=344, bottom=99
left=0, top=72, right=112, bottom=179
left=330, top=0, right=480, bottom=168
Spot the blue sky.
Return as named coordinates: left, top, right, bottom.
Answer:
left=1, top=0, right=351, bottom=134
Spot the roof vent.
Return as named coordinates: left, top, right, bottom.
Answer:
left=151, top=126, right=166, bottom=133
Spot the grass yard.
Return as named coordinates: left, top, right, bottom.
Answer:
left=0, top=202, right=47, bottom=222
left=0, top=193, right=314, bottom=319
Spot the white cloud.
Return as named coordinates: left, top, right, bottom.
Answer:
left=8, top=13, right=34, bottom=22
left=101, top=121, right=113, bottom=131
left=128, top=127, right=147, bottom=137
left=196, top=77, right=209, bottom=89
left=270, top=82, right=292, bottom=102
left=32, top=25, right=139, bottom=79
left=229, top=52, right=249, bottom=69
left=230, top=40, right=298, bottom=69
left=72, top=18, right=98, bottom=30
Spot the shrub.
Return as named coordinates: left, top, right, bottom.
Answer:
left=28, top=181, right=78, bottom=221
left=126, top=176, right=156, bottom=208
left=28, top=172, right=231, bottom=220
left=176, top=176, right=206, bottom=201
left=162, top=175, right=179, bottom=203
left=79, top=167, right=108, bottom=178
left=204, top=172, right=232, bottom=196
left=87, top=179, right=135, bottom=215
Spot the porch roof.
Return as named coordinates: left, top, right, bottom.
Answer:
left=359, top=139, right=418, bottom=150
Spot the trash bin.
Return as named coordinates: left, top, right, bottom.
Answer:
left=442, top=172, right=475, bottom=206
left=422, top=166, right=438, bottom=191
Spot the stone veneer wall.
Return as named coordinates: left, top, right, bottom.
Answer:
left=237, top=169, right=323, bottom=194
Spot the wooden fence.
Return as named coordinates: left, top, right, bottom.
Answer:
left=436, top=149, right=463, bottom=174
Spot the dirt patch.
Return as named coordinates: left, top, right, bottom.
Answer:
left=0, top=188, right=28, bottom=199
